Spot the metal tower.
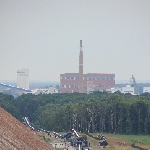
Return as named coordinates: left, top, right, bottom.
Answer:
left=130, top=75, right=139, bottom=95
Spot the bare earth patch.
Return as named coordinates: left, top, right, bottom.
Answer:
left=0, top=107, right=54, bottom=150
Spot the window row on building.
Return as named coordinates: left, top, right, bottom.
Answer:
left=61, top=76, right=115, bottom=80
left=61, top=85, right=79, bottom=88
left=61, top=84, right=111, bottom=88
left=61, top=77, right=79, bottom=80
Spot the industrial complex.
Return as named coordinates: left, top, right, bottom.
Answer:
left=60, top=40, right=115, bottom=93
left=0, top=40, right=150, bottom=96
left=60, top=73, right=115, bottom=93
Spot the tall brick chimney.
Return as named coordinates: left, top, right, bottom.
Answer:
left=79, top=40, right=84, bottom=93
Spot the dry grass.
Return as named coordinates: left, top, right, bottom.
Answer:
left=86, top=133, right=150, bottom=150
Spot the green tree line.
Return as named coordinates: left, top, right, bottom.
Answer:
left=0, top=91, right=150, bottom=134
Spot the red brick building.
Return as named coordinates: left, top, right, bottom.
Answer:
left=60, top=73, right=115, bottom=93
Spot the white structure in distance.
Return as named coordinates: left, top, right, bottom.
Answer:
left=31, top=86, right=58, bottom=95
left=108, top=85, right=134, bottom=95
left=121, top=85, right=134, bottom=95
left=111, top=87, right=122, bottom=93
left=143, top=87, right=150, bottom=93
left=17, top=68, right=29, bottom=90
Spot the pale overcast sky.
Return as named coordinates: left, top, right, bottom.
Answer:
left=0, top=0, right=150, bottom=82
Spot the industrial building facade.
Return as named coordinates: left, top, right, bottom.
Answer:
left=60, top=40, right=115, bottom=93
left=60, top=73, right=115, bottom=93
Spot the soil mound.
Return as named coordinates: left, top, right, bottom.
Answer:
left=0, top=107, right=53, bottom=150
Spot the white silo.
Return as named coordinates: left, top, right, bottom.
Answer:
left=17, top=68, right=29, bottom=90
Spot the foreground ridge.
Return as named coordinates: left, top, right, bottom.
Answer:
left=0, top=107, right=53, bottom=150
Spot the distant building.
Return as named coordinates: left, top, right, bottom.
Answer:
left=121, top=85, right=134, bottom=95
left=17, top=68, right=29, bottom=90
left=60, top=40, right=115, bottom=93
left=49, top=86, right=58, bottom=94
left=55, top=85, right=60, bottom=90
left=50, top=142, right=66, bottom=149
left=60, top=73, right=115, bottom=93
left=111, top=87, right=121, bottom=93
left=31, top=88, right=43, bottom=95
left=31, top=86, right=58, bottom=95
left=87, top=81, right=94, bottom=93
left=143, top=87, right=150, bottom=93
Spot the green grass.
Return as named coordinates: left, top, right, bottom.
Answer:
left=90, top=133, right=150, bottom=145
left=106, top=134, right=150, bottom=145
left=44, top=137, right=51, bottom=142
left=38, top=134, right=51, bottom=142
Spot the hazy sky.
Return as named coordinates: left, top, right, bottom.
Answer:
left=0, top=0, right=150, bottom=82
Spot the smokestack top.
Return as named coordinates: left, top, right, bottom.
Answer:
left=80, top=40, right=82, bottom=47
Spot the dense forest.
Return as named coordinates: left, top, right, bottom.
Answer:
left=0, top=91, right=150, bottom=134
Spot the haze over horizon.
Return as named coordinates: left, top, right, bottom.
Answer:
left=1, top=1, right=150, bottom=82
left=1, top=79, right=150, bottom=85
